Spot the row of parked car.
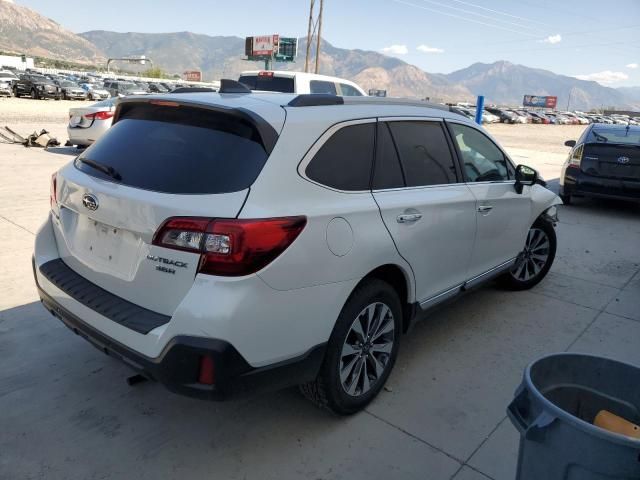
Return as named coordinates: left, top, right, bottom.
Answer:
left=450, top=103, right=639, bottom=126
left=0, top=67, right=216, bottom=100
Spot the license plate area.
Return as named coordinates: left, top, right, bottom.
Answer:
left=60, top=209, right=142, bottom=280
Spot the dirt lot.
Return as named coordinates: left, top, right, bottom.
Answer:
left=1, top=97, right=638, bottom=480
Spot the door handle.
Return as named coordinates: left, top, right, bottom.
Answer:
left=477, top=205, right=493, bottom=214
left=397, top=213, right=422, bottom=223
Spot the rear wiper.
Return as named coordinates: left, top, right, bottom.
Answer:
left=592, top=131, right=609, bottom=142
left=78, top=158, right=122, bottom=181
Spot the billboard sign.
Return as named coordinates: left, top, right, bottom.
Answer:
left=523, top=95, right=557, bottom=108
left=183, top=70, right=202, bottom=82
left=251, top=35, right=280, bottom=56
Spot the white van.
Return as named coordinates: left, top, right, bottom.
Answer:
left=238, top=70, right=366, bottom=96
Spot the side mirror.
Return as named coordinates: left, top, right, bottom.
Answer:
left=564, top=140, right=576, bottom=147
left=514, top=164, right=538, bottom=194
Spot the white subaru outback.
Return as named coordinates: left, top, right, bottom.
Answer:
left=34, top=83, right=561, bottom=414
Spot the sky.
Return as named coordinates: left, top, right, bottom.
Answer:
left=16, top=0, right=640, bottom=87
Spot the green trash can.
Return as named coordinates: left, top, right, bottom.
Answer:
left=508, top=353, right=640, bottom=479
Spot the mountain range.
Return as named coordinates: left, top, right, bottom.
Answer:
left=1, top=0, right=637, bottom=110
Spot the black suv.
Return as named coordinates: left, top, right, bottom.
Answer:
left=14, top=74, right=61, bottom=100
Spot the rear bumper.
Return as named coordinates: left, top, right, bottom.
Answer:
left=35, top=263, right=325, bottom=400
left=561, top=165, right=640, bottom=201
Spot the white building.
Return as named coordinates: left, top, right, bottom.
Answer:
left=0, top=54, right=34, bottom=71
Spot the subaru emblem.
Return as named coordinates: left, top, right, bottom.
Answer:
left=617, top=156, right=630, bottom=165
left=82, top=193, right=99, bottom=211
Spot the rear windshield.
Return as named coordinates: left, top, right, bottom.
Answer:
left=75, top=103, right=269, bottom=194
left=589, top=128, right=640, bottom=145
left=238, top=75, right=295, bottom=93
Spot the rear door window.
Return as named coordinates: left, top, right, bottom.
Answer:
left=387, top=121, right=458, bottom=187
left=75, top=103, right=270, bottom=194
left=238, top=75, right=295, bottom=93
left=338, top=83, right=363, bottom=96
left=373, top=122, right=405, bottom=189
left=310, top=80, right=338, bottom=95
left=305, top=123, right=374, bottom=191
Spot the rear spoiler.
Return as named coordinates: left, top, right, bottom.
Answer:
left=111, top=96, right=279, bottom=155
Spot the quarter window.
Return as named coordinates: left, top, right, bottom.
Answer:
left=306, top=123, right=375, bottom=191
left=449, top=123, right=510, bottom=182
left=310, top=80, right=338, bottom=95
left=387, top=121, right=458, bottom=187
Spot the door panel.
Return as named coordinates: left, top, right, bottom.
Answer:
left=374, top=186, right=477, bottom=302
left=465, top=182, right=532, bottom=278
left=446, top=121, right=532, bottom=278
left=372, top=119, right=476, bottom=304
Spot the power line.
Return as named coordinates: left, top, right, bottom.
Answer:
left=448, top=0, right=548, bottom=26
left=417, top=0, right=539, bottom=31
left=391, top=0, right=540, bottom=37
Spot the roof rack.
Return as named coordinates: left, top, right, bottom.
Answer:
left=288, top=94, right=344, bottom=107
left=169, top=87, right=216, bottom=94
left=286, top=94, right=451, bottom=112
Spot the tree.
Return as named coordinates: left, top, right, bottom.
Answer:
left=142, top=67, right=166, bottom=78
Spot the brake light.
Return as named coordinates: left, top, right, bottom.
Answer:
left=569, top=144, right=583, bottom=166
left=258, top=71, right=274, bottom=77
left=84, top=111, right=114, bottom=120
left=152, top=216, right=307, bottom=276
left=50, top=173, right=57, bottom=209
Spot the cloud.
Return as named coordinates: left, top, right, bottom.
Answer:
left=417, top=45, right=444, bottom=54
left=542, top=34, right=562, bottom=44
left=574, top=70, right=629, bottom=85
left=626, top=63, right=638, bottom=69
left=381, top=44, right=408, bottom=55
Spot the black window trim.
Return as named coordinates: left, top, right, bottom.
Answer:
left=297, top=117, right=378, bottom=194
left=444, top=119, right=516, bottom=184
left=371, top=116, right=464, bottom=192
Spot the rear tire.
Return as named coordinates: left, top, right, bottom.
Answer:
left=299, top=279, right=402, bottom=415
left=499, top=219, right=556, bottom=291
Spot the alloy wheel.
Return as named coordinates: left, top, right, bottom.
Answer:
left=339, top=302, right=395, bottom=397
left=510, top=228, right=550, bottom=282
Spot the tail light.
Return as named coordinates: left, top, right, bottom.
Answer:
left=84, top=111, right=114, bottom=120
left=152, top=216, right=307, bottom=276
left=569, top=144, right=583, bottom=166
left=50, top=173, right=57, bottom=209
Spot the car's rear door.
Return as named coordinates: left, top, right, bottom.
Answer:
left=446, top=121, right=532, bottom=280
left=372, top=119, right=477, bottom=306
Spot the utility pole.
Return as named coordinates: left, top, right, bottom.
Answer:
left=314, top=0, right=324, bottom=74
left=304, top=0, right=315, bottom=73
left=566, top=87, right=573, bottom=111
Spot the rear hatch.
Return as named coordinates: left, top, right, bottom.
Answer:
left=53, top=97, right=282, bottom=316
left=581, top=128, right=640, bottom=180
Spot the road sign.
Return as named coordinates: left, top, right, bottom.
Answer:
left=252, top=35, right=279, bottom=56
